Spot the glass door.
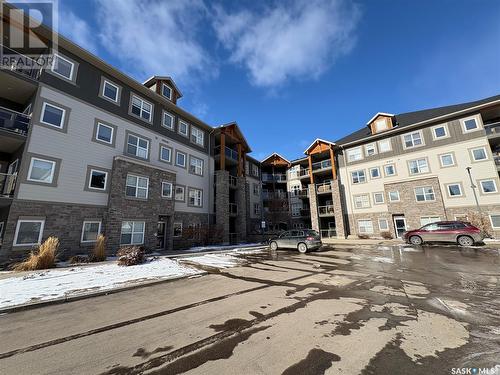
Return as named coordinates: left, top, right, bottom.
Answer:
left=393, top=216, right=407, bottom=238
left=156, top=221, right=166, bottom=250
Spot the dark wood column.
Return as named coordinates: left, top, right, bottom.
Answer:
left=329, top=146, right=337, bottom=180
left=308, top=155, right=314, bottom=184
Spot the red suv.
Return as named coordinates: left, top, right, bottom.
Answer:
left=403, top=221, right=485, bottom=246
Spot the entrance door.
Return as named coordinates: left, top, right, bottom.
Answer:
left=156, top=221, right=166, bottom=250
left=393, top=216, right=407, bottom=238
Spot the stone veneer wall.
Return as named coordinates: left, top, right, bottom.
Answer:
left=172, top=211, right=210, bottom=249
left=214, top=170, right=230, bottom=243
left=308, top=183, right=320, bottom=232
left=445, top=205, right=500, bottom=238
left=236, top=176, right=248, bottom=241
left=331, top=179, right=346, bottom=238
left=106, top=158, right=175, bottom=253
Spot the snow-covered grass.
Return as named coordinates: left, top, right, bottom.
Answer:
left=182, top=243, right=264, bottom=253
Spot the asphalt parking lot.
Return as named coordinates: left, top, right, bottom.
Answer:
left=0, top=244, right=499, bottom=374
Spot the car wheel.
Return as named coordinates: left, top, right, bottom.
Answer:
left=409, top=235, right=423, bottom=245
left=457, top=235, right=474, bottom=247
left=270, top=241, right=278, bottom=251
left=297, top=242, right=308, bottom=253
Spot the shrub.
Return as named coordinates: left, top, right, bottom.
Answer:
left=12, top=236, right=59, bottom=271
left=90, top=234, right=106, bottom=262
left=117, top=246, right=145, bottom=266
left=69, top=255, right=89, bottom=264
left=380, top=231, right=393, bottom=239
left=357, top=234, right=370, bottom=240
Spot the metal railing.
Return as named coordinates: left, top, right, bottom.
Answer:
left=299, top=169, right=310, bottom=178
left=311, top=159, right=332, bottom=171
left=316, top=182, right=332, bottom=193
left=494, top=155, right=500, bottom=166
left=262, top=173, right=287, bottom=182
left=318, top=205, right=334, bottom=216
left=0, top=173, right=17, bottom=197
left=1, top=45, right=43, bottom=80
left=229, top=175, right=237, bottom=188
left=320, top=229, right=337, bottom=238
left=0, top=107, right=30, bottom=135
left=214, top=146, right=239, bottom=161
left=262, top=191, right=287, bottom=200
left=229, top=203, right=238, bottom=215
left=297, top=189, right=309, bottom=198
left=485, top=122, right=500, bottom=136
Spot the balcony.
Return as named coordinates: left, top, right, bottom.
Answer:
left=295, top=189, right=309, bottom=199
left=214, top=146, right=239, bottom=161
left=229, top=203, right=238, bottom=215
left=262, top=191, right=287, bottom=200
left=494, top=155, right=500, bottom=170
left=0, top=106, right=30, bottom=136
left=262, top=173, right=287, bottom=183
left=311, top=159, right=332, bottom=173
left=316, top=182, right=332, bottom=194
left=229, top=175, right=237, bottom=188
left=485, top=122, right=500, bottom=139
left=1, top=45, right=43, bottom=81
left=0, top=173, right=17, bottom=198
left=318, top=205, right=334, bottom=216
left=320, top=229, right=337, bottom=238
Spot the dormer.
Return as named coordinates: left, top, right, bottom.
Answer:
left=366, top=112, right=395, bottom=135
left=143, top=76, right=183, bottom=105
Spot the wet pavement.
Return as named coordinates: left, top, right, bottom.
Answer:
left=0, top=244, right=499, bottom=374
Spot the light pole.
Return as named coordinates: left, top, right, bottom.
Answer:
left=466, top=166, right=482, bottom=218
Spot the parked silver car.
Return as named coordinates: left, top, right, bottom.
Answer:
left=269, top=229, right=322, bottom=253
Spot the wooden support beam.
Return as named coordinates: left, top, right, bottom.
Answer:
left=308, top=155, right=314, bottom=184
left=220, top=132, right=226, bottom=170
left=329, top=146, right=337, bottom=180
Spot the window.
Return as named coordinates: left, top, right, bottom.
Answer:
left=365, top=143, right=377, bottom=156
left=415, top=186, right=435, bottom=202
left=354, top=195, right=370, bottom=209
left=402, top=131, right=423, bottom=148
left=358, top=220, right=374, bottom=234
left=178, top=120, right=188, bottom=136
left=40, top=102, right=65, bottom=129
left=369, top=167, right=380, bottom=179
left=253, top=183, right=259, bottom=195
left=189, top=156, right=204, bottom=175
left=374, top=119, right=389, bottom=132
left=14, top=219, right=44, bottom=246
left=28, top=157, right=55, bottom=183
left=161, top=182, right=173, bottom=198
left=291, top=203, right=301, bottom=217
left=102, top=80, right=119, bottom=102
left=125, top=175, right=149, bottom=198
left=388, top=191, right=400, bottom=202
left=420, top=216, right=440, bottom=226
left=408, top=158, right=429, bottom=175
left=120, top=221, right=145, bottom=245
left=461, top=117, right=479, bottom=132
left=173, top=222, right=182, bottom=237
left=479, top=180, right=498, bottom=194
left=162, top=111, right=175, bottom=129
left=378, top=218, right=389, bottom=231
left=162, top=83, right=172, bottom=100
left=347, top=147, right=363, bottom=162
left=471, top=147, right=487, bottom=161
left=373, top=192, right=384, bottom=204
left=130, top=95, right=152, bottom=122
left=175, top=151, right=187, bottom=167
left=254, top=203, right=260, bottom=215
left=175, top=185, right=185, bottom=201
left=88, top=169, right=108, bottom=190
left=191, top=127, right=204, bottom=146
left=447, top=183, right=462, bottom=197
left=439, top=153, right=455, bottom=167
left=251, top=164, right=259, bottom=177
left=188, top=188, right=203, bottom=207
left=81, top=221, right=101, bottom=243
left=126, top=134, right=149, bottom=159
left=96, top=122, right=114, bottom=144
left=159, top=145, right=172, bottom=163
left=489, top=214, right=500, bottom=229
left=378, top=139, right=392, bottom=153
left=351, top=170, right=366, bottom=184
left=384, top=164, right=396, bottom=176
left=432, top=124, right=448, bottom=139
left=51, top=54, right=74, bottom=80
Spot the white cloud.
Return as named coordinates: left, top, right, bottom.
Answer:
left=59, top=9, right=98, bottom=54
left=94, top=0, right=216, bottom=85
left=212, top=0, right=361, bottom=87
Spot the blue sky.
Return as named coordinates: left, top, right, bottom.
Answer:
left=53, top=0, right=500, bottom=160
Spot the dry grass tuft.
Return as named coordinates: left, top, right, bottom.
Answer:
left=12, top=236, right=59, bottom=271
left=90, top=234, right=107, bottom=262
left=117, top=246, right=145, bottom=266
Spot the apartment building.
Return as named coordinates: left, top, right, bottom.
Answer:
left=0, top=5, right=262, bottom=262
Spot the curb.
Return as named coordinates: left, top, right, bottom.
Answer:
left=0, top=246, right=268, bottom=315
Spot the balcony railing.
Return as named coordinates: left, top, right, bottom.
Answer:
left=485, top=122, right=500, bottom=137
left=229, top=203, right=238, bottom=215
left=1, top=45, right=43, bottom=80
left=494, top=155, right=500, bottom=167
left=318, top=205, right=334, bottom=216
left=262, top=191, right=287, bottom=200
left=311, top=159, right=332, bottom=171
left=0, top=173, right=17, bottom=197
left=316, top=182, right=332, bottom=194
left=214, top=145, right=239, bottom=161
left=229, top=175, right=237, bottom=188
left=0, top=107, right=30, bottom=136
left=320, top=229, right=337, bottom=238
left=262, top=173, right=287, bottom=182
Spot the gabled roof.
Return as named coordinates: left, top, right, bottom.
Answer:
left=261, top=152, right=290, bottom=165
left=366, top=112, right=395, bottom=125
left=304, top=138, right=336, bottom=155
left=143, top=76, right=183, bottom=98
left=217, top=121, right=251, bottom=152
left=336, top=94, right=500, bottom=145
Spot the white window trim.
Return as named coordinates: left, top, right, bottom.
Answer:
left=88, top=168, right=108, bottom=191
left=369, top=167, right=381, bottom=179
left=162, top=111, right=175, bottom=130
left=160, top=145, right=172, bottom=163
left=188, top=188, right=203, bottom=207
left=431, top=123, right=449, bottom=140
left=351, top=170, right=366, bottom=184
left=96, top=122, right=114, bottom=144
left=347, top=147, right=363, bottom=162
left=446, top=183, right=463, bottom=197
left=102, top=80, right=120, bottom=102
left=178, top=120, right=189, bottom=137
left=130, top=95, right=153, bottom=122
left=408, top=158, right=430, bottom=175
left=127, top=134, right=149, bottom=159
left=373, top=192, right=385, bottom=204
left=358, top=219, right=374, bottom=234
left=27, top=157, right=56, bottom=184
left=14, top=219, right=45, bottom=246
left=81, top=221, right=102, bottom=243
left=40, top=102, right=65, bottom=129
left=378, top=218, right=389, bottom=231
left=364, top=143, right=377, bottom=157
left=377, top=139, right=392, bottom=153
left=120, top=221, right=145, bottom=245
left=175, top=151, right=187, bottom=167
left=471, top=146, right=488, bottom=162
left=439, top=153, right=455, bottom=167
left=489, top=214, right=500, bottom=229
left=384, top=164, right=396, bottom=177
left=51, top=53, right=75, bottom=80
left=161, top=181, right=173, bottom=198
left=162, top=83, right=173, bottom=100
left=173, top=222, right=183, bottom=237
left=479, top=179, right=498, bottom=194
left=126, top=174, right=149, bottom=198
left=175, top=186, right=185, bottom=201
left=460, top=115, right=482, bottom=133
left=189, top=156, right=204, bottom=176
left=401, top=130, right=425, bottom=149
left=414, top=186, right=435, bottom=202
left=191, top=126, right=204, bottom=146
left=388, top=191, right=400, bottom=202
left=353, top=194, right=370, bottom=209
